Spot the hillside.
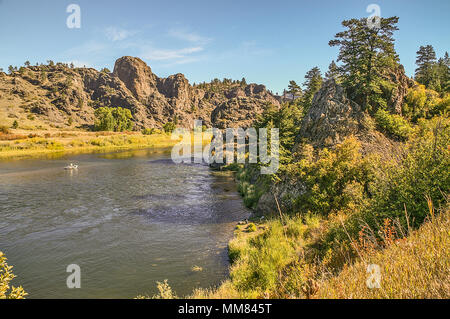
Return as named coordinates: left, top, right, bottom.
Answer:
left=0, top=57, right=279, bottom=130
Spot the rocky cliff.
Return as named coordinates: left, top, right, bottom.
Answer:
left=256, top=79, right=400, bottom=216
left=0, top=56, right=279, bottom=129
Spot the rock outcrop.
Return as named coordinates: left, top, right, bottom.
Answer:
left=299, top=79, right=365, bottom=147
left=256, top=79, right=399, bottom=216
left=0, top=57, right=279, bottom=129
left=384, top=65, right=415, bottom=115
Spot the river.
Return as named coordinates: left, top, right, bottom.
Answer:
left=0, top=148, right=250, bottom=298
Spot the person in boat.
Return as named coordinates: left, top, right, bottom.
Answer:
left=65, top=163, right=78, bottom=169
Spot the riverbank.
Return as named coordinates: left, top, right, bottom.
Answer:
left=0, top=129, right=181, bottom=160
left=186, top=207, right=449, bottom=299
left=0, top=129, right=210, bottom=160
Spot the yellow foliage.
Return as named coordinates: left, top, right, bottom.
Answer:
left=0, top=251, right=27, bottom=299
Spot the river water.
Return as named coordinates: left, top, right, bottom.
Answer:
left=0, top=149, right=250, bottom=298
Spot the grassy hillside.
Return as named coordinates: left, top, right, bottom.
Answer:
left=189, top=202, right=448, bottom=299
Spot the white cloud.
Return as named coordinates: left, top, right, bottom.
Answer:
left=105, top=27, right=136, bottom=42
left=141, top=46, right=204, bottom=61
left=168, top=28, right=212, bottom=44
left=65, top=41, right=108, bottom=56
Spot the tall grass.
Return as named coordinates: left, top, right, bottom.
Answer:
left=0, top=131, right=180, bottom=159
left=316, top=208, right=449, bottom=299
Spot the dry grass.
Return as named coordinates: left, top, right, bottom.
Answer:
left=315, top=210, right=450, bottom=299
left=0, top=129, right=181, bottom=159
left=186, top=207, right=449, bottom=300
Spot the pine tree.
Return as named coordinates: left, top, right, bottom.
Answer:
left=303, top=67, right=323, bottom=109
left=415, top=45, right=438, bottom=89
left=287, top=80, right=302, bottom=101
left=329, top=17, right=399, bottom=113
left=437, top=52, right=450, bottom=93
left=325, top=60, right=341, bottom=82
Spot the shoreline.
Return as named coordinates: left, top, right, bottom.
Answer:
left=0, top=130, right=213, bottom=161
left=0, top=130, right=182, bottom=161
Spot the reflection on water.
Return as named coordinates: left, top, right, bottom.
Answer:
left=0, top=149, right=250, bottom=299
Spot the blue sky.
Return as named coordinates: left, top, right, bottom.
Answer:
left=0, top=0, right=449, bottom=94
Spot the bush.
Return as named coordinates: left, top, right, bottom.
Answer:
left=236, top=165, right=271, bottom=209
left=403, top=84, right=449, bottom=121
left=374, top=109, right=412, bottom=139
left=368, top=116, right=449, bottom=228
left=12, top=120, right=18, bottom=129
left=142, top=128, right=161, bottom=135
left=0, top=251, right=27, bottom=299
left=163, top=122, right=176, bottom=133
left=287, top=137, right=373, bottom=216
left=325, top=116, right=449, bottom=254
left=94, top=107, right=133, bottom=132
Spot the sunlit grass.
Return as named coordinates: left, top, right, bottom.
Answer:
left=0, top=130, right=212, bottom=160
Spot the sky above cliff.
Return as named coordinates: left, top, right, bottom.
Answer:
left=0, top=0, right=449, bottom=94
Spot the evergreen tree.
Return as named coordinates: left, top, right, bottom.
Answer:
left=287, top=80, right=302, bottom=101
left=325, top=60, right=341, bottom=82
left=329, top=17, right=400, bottom=113
left=437, top=52, right=450, bottom=93
left=303, top=67, right=323, bottom=109
left=415, top=45, right=437, bottom=88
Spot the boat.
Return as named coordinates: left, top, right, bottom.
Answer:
left=64, top=163, right=78, bottom=170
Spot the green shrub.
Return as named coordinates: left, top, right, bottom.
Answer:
left=163, top=122, right=176, bottom=133
left=368, top=116, right=449, bottom=228
left=326, top=116, right=449, bottom=250
left=374, top=109, right=412, bottom=139
left=11, top=120, right=19, bottom=129
left=94, top=107, right=133, bottom=132
left=287, top=137, right=373, bottom=216
left=236, top=165, right=270, bottom=209
left=142, top=128, right=161, bottom=135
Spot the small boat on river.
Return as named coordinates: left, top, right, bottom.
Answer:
left=64, top=163, right=78, bottom=170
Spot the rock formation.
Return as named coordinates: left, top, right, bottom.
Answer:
left=0, top=57, right=279, bottom=129
left=256, top=79, right=400, bottom=216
